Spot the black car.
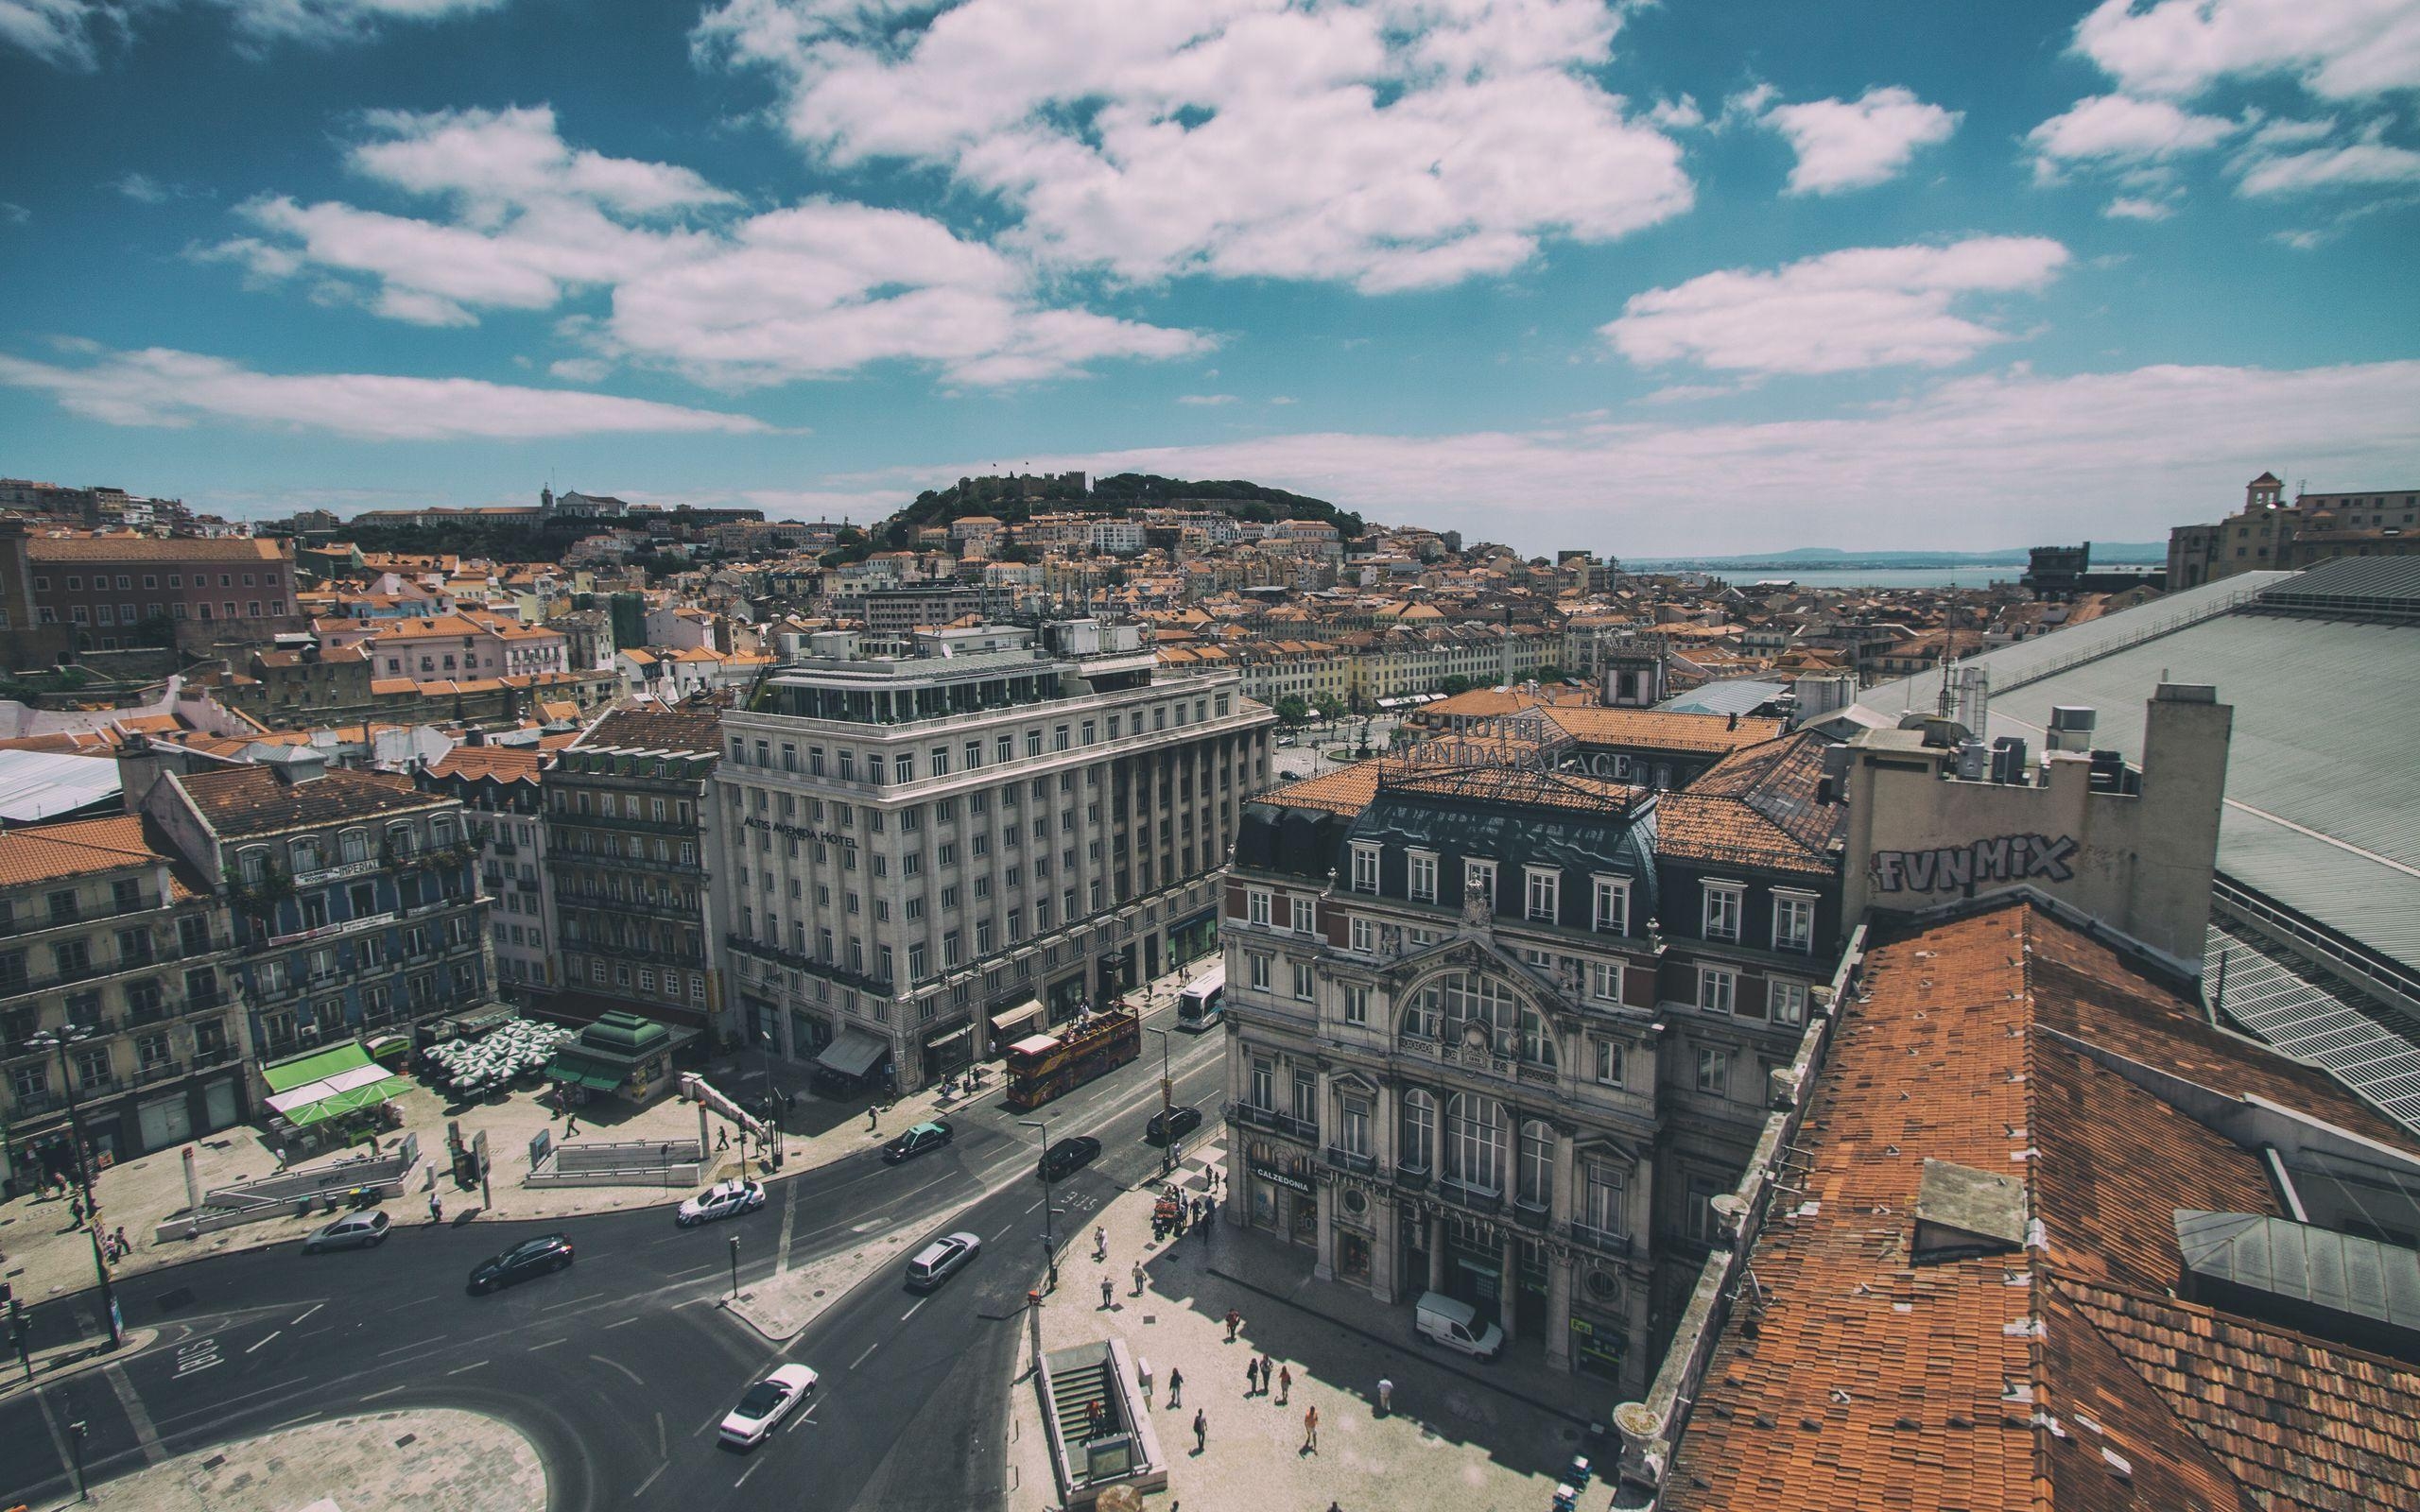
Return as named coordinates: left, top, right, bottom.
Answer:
left=467, top=1232, right=575, bottom=1294
left=1038, top=1136, right=1101, bottom=1181
left=882, top=1119, right=954, bottom=1164
left=1144, top=1106, right=1202, bottom=1145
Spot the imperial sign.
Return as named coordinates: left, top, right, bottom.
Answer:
left=1870, top=833, right=2078, bottom=894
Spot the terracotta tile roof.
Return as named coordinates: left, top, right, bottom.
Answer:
left=1258, top=759, right=1407, bottom=816
left=1653, top=732, right=1844, bottom=878
left=26, top=537, right=283, bottom=563
left=1540, top=705, right=1786, bottom=754
left=574, top=700, right=723, bottom=755
left=1387, top=765, right=1640, bottom=816
left=0, top=815, right=203, bottom=898
left=427, top=745, right=544, bottom=784
left=1665, top=898, right=2420, bottom=1512
left=173, top=765, right=446, bottom=838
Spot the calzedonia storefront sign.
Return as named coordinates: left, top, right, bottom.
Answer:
left=1253, top=1163, right=1313, bottom=1195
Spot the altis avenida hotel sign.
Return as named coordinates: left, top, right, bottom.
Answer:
left=743, top=816, right=858, bottom=850
left=1870, top=833, right=2077, bottom=894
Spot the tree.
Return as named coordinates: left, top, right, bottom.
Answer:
left=1311, top=692, right=1347, bottom=724
left=1437, top=675, right=1475, bottom=697
left=1274, top=696, right=1312, bottom=727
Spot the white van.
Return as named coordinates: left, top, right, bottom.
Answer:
left=1414, top=1291, right=1505, bottom=1359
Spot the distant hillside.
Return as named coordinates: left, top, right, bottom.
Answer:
left=886, top=473, right=1364, bottom=541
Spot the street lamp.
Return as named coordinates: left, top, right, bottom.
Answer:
left=728, top=1233, right=741, bottom=1301
left=28, top=1027, right=123, bottom=1349
left=758, top=1029, right=783, bottom=1170
left=1145, top=1026, right=1177, bottom=1176
left=68, top=1418, right=89, bottom=1502
left=1019, top=1117, right=1058, bottom=1291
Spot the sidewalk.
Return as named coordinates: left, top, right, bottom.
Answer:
left=1007, top=1133, right=1599, bottom=1512
left=59, top=1407, right=544, bottom=1512
left=0, top=1326, right=161, bottom=1405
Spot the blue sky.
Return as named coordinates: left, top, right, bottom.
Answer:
left=2, top=0, right=2416, bottom=555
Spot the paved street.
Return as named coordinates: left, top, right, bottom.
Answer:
left=1, top=995, right=1230, bottom=1512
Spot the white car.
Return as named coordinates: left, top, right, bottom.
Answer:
left=719, top=1364, right=819, bottom=1448
left=677, top=1179, right=767, bottom=1228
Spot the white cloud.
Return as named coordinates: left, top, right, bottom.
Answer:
left=211, top=106, right=1209, bottom=387
left=2103, top=195, right=2177, bottom=219
left=0, top=201, right=29, bottom=225
left=695, top=0, right=1691, bottom=293
left=2235, top=128, right=2420, bottom=194
left=0, top=343, right=771, bottom=440
left=2, top=0, right=507, bottom=67
left=2026, top=94, right=2238, bottom=180
left=1601, top=237, right=2071, bottom=376
left=920, top=359, right=2420, bottom=554
left=1760, top=86, right=1962, bottom=195
left=2073, top=0, right=2420, bottom=100
left=111, top=171, right=168, bottom=203
left=1178, top=393, right=1236, bottom=405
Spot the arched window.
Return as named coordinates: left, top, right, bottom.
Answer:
left=1401, top=987, right=1441, bottom=1040
left=338, top=828, right=369, bottom=864
left=1518, top=1005, right=1558, bottom=1069
left=1517, top=1119, right=1555, bottom=1210
left=1443, top=1093, right=1506, bottom=1194
left=237, top=848, right=268, bottom=885
left=1400, top=1090, right=1436, bottom=1174
left=290, top=836, right=322, bottom=874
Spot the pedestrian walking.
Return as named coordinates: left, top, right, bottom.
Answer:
left=1304, top=1403, right=1320, bottom=1452
left=1246, top=1358, right=1260, bottom=1396
left=1085, top=1399, right=1102, bottom=1439
left=867, top=1106, right=879, bottom=1132
left=68, top=1194, right=83, bottom=1228
left=112, top=1226, right=128, bottom=1257
left=428, top=1193, right=443, bottom=1225
left=1224, top=1307, right=1241, bottom=1341
left=1095, top=1226, right=1108, bottom=1261
left=1132, top=1260, right=1146, bottom=1297
left=1100, top=1276, right=1115, bottom=1310
left=1278, top=1365, right=1292, bottom=1404
left=1167, top=1366, right=1184, bottom=1408
left=1192, top=1408, right=1206, bottom=1453
left=1378, top=1377, right=1393, bottom=1416
left=1257, top=1355, right=1272, bottom=1397
left=717, top=1126, right=730, bottom=1151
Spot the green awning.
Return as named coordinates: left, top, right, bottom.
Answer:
left=262, top=1041, right=375, bottom=1093
left=278, top=1075, right=407, bottom=1128
left=545, top=1050, right=626, bottom=1091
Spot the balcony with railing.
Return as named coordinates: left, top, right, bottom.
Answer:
left=1435, top=1178, right=1505, bottom=1215
left=1322, top=1144, right=1379, bottom=1177
left=130, top=1057, right=185, bottom=1089
left=1563, top=1220, right=1634, bottom=1259
left=1224, top=1100, right=1318, bottom=1143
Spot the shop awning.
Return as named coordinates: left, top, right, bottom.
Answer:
left=815, top=1028, right=889, bottom=1079
left=262, top=1041, right=376, bottom=1094
left=990, top=1002, right=1045, bottom=1037
left=265, top=1059, right=409, bottom=1127
left=925, top=1023, right=972, bottom=1050
left=545, top=1051, right=626, bottom=1092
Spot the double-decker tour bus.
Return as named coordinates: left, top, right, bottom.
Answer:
left=1003, top=1005, right=1141, bottom=1110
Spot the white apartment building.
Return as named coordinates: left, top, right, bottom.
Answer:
left=717, top=620, right=1276, bottom=1091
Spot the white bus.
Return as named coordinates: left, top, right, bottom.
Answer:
left=1175, top=962, right=1226, bottom=1031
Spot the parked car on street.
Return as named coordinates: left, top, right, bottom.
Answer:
left=677, top=1179, right=767, bottom=1227
left=301, top=1211, right=390, bottom=1253
left=882, top=1119, right=954, bottom=1164
left=718, top=1364, right=820, bottom=1448
left=1037, top=1135, right=1101, bottom=1181
left=466, top=1233, right=575, bottom=1294
left=1144, top=1106, right=1202, bottom=1145
left=904, top=1231, right=982, bottom=1291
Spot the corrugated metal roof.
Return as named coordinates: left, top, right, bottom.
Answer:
left=2209, top=919, right=2420, bottom=1136
left=0, top=749, right=124, bottom=823
left=1852, top=571, right=2420, bottom=973
left=1655, top=679, right=1787, bottom=717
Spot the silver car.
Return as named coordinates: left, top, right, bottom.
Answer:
left=302, top=1211, right=390, bottom=1253
left=905, top=1231, right=981, bottom=1291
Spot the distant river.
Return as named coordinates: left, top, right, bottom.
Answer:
left=1690, top=565, right=2028, bottom=590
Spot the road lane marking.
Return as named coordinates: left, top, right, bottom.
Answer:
left=590, top=1354, right=645, bottom=1387
left=375, top=1339, right=446, bottom=1360
left=362, top=1384, right=410, bottom=1401
left=605, top=1317, right=641, bottom=1330
left=849, top=1343, right=878, bottom=1370
left=631, top=1465, right=666, bottom=1499
left=446, top=1360, right=489, bottom=1376
left=655, top=1412, right=666, bottom=1459
left=389, top=1296, right=438, bottom=1311
left=290, top=1303, right=323, bottom=1324
left=103, top=1362, right=168, bottom=1467
left=246, top=1331, right=282, bottom=1354
left=173, top=1337, right=223, bottom=1378
left=529, top=1338, right=567, bottom=1351
left=900, top=1298, right=926, bottom=1321
left=1023, top=1200, right=1042, bottom=1214
left=665, top=1263, right=718, bottom=1280
left=735, top=1462, right=760, bottom=1489
left=539, top=1293, right=601, bottom=1312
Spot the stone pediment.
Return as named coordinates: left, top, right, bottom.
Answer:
left=1381, top=932, right=1571, bottom=1011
